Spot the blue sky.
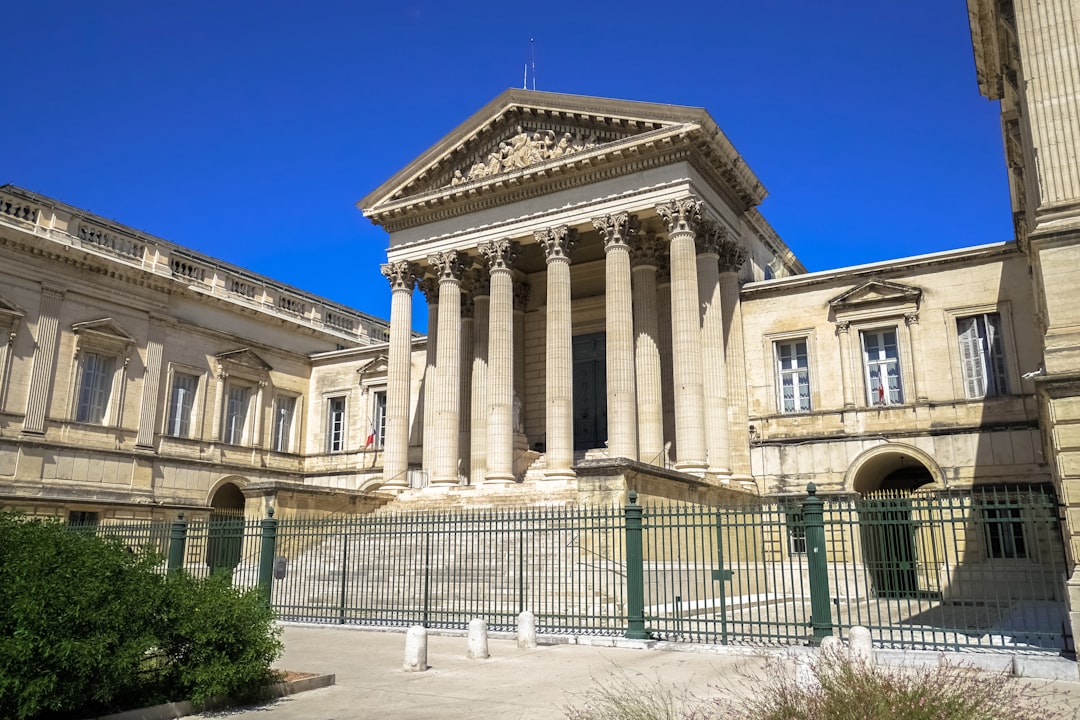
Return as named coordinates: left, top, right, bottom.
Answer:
left=3, top=1, right=1009, bottom=332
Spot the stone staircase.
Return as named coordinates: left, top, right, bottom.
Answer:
left=274, top=492, right=627, bottom=629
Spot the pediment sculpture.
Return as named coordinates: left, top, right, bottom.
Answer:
left=449, top=126, right=600, bottom=187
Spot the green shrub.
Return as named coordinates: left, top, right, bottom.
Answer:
left=0, top=513, right=283, bottom=718
left=156, top=571, right=283, bottom=706
left=0, top=514, right=165, bottom=719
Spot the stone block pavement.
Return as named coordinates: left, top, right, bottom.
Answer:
left=181, top=624, right=1080, bottom=720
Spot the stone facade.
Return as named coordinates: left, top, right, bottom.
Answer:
left=0, top=185, right=404, bottom=521
left=0, top=0, right=1077, bottom=654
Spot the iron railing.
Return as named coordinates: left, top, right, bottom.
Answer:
left=71, top=485, right=1070, bottom=653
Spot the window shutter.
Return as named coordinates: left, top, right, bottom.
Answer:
left=958, top=318, right=985, bottom=398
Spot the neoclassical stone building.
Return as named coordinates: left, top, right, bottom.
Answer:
left=0, top=0, right=1075, bottom=643
left=361, top=92, right=801, bottom=499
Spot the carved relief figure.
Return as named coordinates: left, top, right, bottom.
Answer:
left=447, top=126, right=604, bottom=187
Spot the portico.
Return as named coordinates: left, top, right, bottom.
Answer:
left=361, top=90, right=801, bottom=491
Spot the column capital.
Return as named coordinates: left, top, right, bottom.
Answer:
left=513, top=280, right=531, bottom=312
left=428, top=250, right=470, bottom=282
left=656, top=197, right=702, bottom=235
left=716, top=238, right=748, bottom=274
left=656, top=255, right=671, bottom=285
left=419, top=276, right=440, bottom=303
left=631, top=233, right=665, bottom=268
left=904, top=312, right=920, bottom=326
left=593, top=212, right=640, bottom=251
left=536, top=225, right=578, bottom=262
left=478, top=238, right=519, bottom=273
left=381, top=261, right=418, bottom=292
left=835, top=320, right=851, bottom=335
left=467, top=267, right=490, bottom=297
left=695, top=219, right=727, bottom=256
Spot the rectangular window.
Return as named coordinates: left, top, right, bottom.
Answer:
left=984, top=506, right=1027, bottom=559
left=166, top=373, right=198, bottom=438
left=369, top=390, right=387, bottom=449
left=68, top=510, right=100, bottom=527
left=327, top=396, right=346, bottom=453
left=785, top=510, right=807, bottom=555
left=775, top=340, right=811, bottom=413
left=272, top=396, right=296, bottom=452
left=223, top=384, right=251, bottom=445
left=862, top=329, right=903, bottom=405
left=75, top=352, right=114, bottom=423
left=958, top=313, right=1008, bottom=399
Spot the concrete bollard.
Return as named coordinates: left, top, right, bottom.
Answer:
left=517, top=610, right=537, bottom=649
left=793, top=650, right=819, bottom=691
left=849, top=625, right=874, bottom=666
left=403, top=625, right=428, bottom=672
left=467, top=618, right=489, bottom=659
left=820, top=634, right=845, bottom=659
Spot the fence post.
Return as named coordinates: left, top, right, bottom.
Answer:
left=258, top=507, right=278, bottom=607
left=624, top=490, right=648, bottom=640
left=803, top=483, right=833, bottom=644
left=167, top=512, right=187, bottom=574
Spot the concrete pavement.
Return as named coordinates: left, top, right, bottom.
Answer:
left=181, top=624, right=1080, bottom=720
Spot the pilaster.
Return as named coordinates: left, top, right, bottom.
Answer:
left=135, top=318, right=165, bottom=448
left=22, top=284, right=64, bottom=435
left=718, top=237, right=749, bottom=475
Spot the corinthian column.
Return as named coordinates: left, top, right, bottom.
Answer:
left=697, top=220, right=731, bottom=477
left=537, top=225, right=578, bottom=480
left=632, top=233, right=665, bottom=465
left=419, top=277, right=439, bottom=477
left=469, top=269, right=491, bottom=484
left=718, top=238, right=749, bottom=475
left=656, top=258, right=676, bottom=464
left=657, top=198, right=707, bottom=475
left=459, top=290, right=475, bottom=481
left=479, top=238, right=519, bottom=484
left=380, top=260, right=418, bottom=489
left=594, top=213, right=640, bottom=461
left=428, top=250, right=468, bottom=486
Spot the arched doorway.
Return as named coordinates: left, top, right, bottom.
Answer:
left=847, top=445, right=940, bottom=599
left=206, top=481, right=245, bottom=574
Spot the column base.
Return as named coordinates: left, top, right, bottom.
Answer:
left=431, top=476, right=460, bottom=487
left=674, top=460, right=708, bottom=476
left=543, top=468, right=577, bottom=481
left=484, top=473, right=516, bottom=485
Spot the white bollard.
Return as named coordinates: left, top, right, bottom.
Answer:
left=820, top=634, right=845, bottom=659
left=403, top=625, right=428, bottom=672
left=793, top=650, right=819, bottom=691
left=517, top=610, right=537, bottom=649
left=467, top=618, right=489, bottom=659
left=848, top=625, right=874, bottom=666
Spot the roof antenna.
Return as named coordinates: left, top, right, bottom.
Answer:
left=530, top=38, right=537, bottom=91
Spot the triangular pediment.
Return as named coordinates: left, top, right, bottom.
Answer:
left=72, top=318, right=136, bottom=343
left=359, top=89, right=766, bottom=222
left=0, top=293, right=25, bottom=319
left=215, top=348, right=273, bottom=372
left=357, top=354, right=388, bottom=380
left=829, top=280, right=922, bottom=310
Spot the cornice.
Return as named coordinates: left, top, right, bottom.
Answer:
left=741, top=242, right=1020, bottom=297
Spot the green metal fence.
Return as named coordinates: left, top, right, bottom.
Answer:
left=75, top=485, right=1071, bottom=653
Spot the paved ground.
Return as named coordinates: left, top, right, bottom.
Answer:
left=184, top=624, right=1080, bottom=720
